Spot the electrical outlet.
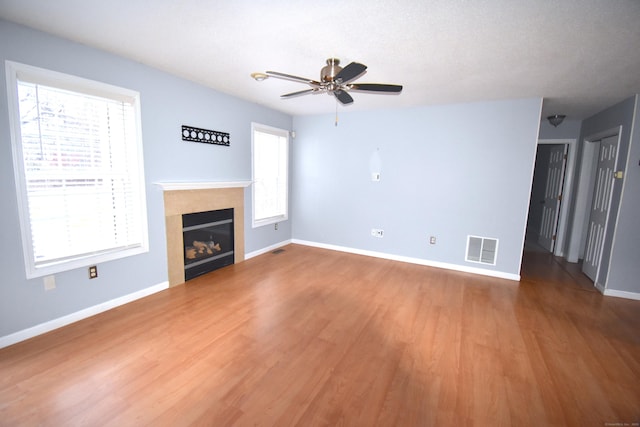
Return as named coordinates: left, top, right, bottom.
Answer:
left=43, top=275, right=56, bottom=290
left=275, top=222, right=278, bottom=231
left=89, top=265, right=98, bottom=279
left=371, top=228, right=384, bottom=238
left=430, top=236, right=437, bottom=245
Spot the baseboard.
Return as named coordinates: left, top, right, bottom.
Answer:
left=0, top=281, right=169, bottom=349
left=291, top=239, right=520, bottom=281
left=245, top=239, right=292, bottom=260
left=603, top=289, right=640, bottom=301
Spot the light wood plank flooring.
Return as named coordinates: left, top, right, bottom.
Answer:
left=1, top=244, right=639, bottom=426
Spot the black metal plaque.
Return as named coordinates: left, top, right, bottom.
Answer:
left=181, top=125, right=230, bottom=146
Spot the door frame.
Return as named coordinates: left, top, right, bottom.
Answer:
left=536, top=138, right=576, bottom=257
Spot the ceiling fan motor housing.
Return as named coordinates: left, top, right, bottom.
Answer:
left=321, top=58, right=342, bottom=83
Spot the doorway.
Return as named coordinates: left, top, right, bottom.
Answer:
left=525, top=139, right=576, bottom=256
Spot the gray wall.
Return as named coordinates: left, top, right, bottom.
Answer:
left=291, top=99, right=542, bottom=277
left=538, top=117, right=582, bottom=140
left=600, top=96, right=640, bottom=294
left=0, top=20, right=292, bottom=337
left=565, top=95, right=638, bottom=293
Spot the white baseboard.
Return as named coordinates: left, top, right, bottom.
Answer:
left=592, top=281, right=639, bottom=301
left=245, top=239, right=292, bottom=260
left=291, top=239, right=520, bottom=281
left=0, top=281, right=169, bottom=349
left=603, top=289, right=640, bottom=301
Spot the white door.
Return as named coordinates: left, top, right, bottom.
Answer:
left=538, top=145, right=567, bottom=252
left=582, top=135, right=618, bottom=282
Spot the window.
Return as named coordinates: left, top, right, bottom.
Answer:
left=251, top=123, right=289, bottom=228
left=5, top=61, right=148, bottom=278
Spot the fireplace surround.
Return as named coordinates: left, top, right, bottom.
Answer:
left=158, top=181, right=250, bottom=286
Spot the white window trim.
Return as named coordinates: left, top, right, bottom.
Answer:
left=251, top=122, right=289, bottom=228
left=5, top=60, right=149, bottom=278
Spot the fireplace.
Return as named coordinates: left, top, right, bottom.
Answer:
left=158, top=181, right=249, bottom=287
left=183, top=208, right=234, bottom=281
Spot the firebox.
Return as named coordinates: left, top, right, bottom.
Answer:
left=182, top=208, right=234, bottom=281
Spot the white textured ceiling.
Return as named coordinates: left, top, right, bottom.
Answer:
left=1, top=0, right=640, bottom=119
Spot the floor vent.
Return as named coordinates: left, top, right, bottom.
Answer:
left=272, top=248, right=285, bottom=255
left=466, top=235, right=498, bottom=265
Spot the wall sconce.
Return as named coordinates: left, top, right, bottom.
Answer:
left=547, top=114, right=566, bottom=127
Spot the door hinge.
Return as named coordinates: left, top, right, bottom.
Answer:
left=558, top=195, right=562, bottom=201
left=552, top=235, right=557, bottom=241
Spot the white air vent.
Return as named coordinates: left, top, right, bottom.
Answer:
left=466, top=236, right=498, bottom=265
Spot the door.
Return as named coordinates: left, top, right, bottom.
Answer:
left=582, top=135, right=618, bottom=282
left=538, top=145, right=567, bottom=252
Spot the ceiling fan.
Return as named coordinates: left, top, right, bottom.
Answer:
left=251, top=58, right=403, bottom=105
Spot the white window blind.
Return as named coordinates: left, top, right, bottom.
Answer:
left=6, top=61, right=148, bottom=278
left=252, top=123, right=289, bottom=227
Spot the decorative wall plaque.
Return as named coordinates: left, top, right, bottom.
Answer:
left=181, top=125, right=230, bottom=146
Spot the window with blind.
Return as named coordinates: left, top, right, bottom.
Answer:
left=251, top=123, right=289, bottom=228
left=5, top=61, right=148, bottom=278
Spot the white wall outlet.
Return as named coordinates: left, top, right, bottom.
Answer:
left=43, top=275, right=56, bottom=290
left=429, top=236, right=437, bottom=245
left=371, top=172, right=381, bottom=182
left=371, top=228, right=384, bottom=238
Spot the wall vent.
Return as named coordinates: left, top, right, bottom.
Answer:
left=466, top=235, right=498, bottom=265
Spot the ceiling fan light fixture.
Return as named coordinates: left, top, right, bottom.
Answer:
left=547, top=114, right=566, bottom=127
left=251, top=72, right=269, bottom=81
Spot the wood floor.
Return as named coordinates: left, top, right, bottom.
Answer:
left=1, top=244, right=639, bottom=426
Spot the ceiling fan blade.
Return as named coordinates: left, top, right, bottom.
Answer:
left=281, top=88, right=319, bottom=98
left=334, top=89, right=354, bottom=105
left=348, top=83, right=403, bottom=93
left=265, top=71, right=322, bottom=86
left=334, top=62, right=367, bottom=84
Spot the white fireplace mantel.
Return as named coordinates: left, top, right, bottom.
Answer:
left=155, top=181, right=252, bottom=191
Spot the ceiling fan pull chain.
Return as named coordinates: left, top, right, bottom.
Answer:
left=335, top=100, right=338, bottom=127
